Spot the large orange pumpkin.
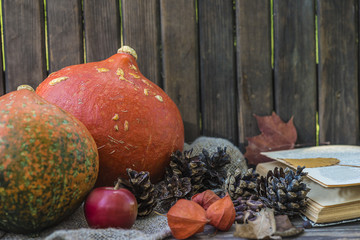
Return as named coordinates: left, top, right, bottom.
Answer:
left=0, top=86, right=99, bottom=233
left=36, top=46, right=184, bottom=186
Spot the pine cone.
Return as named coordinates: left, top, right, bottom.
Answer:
left=233, top=195, right=265, bottom=223
left=202, top=147, right=231, bottom=189
left=168, top=149, right=207, bottom=194
left=224, top=168, right=259, bottom=200
left=115, top=168, right=157, bottom=217
left=156, top=147, right=230, bottom=211
left=156, top=175, right=192, bottom=211
left=257, top=166, right=310, bottom=216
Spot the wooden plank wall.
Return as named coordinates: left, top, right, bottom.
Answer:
left=317, top=0, right=359, bottom=145
left=274, top=0, right=317, bottom=145
left=47, top=0, right=83, bottom=73
left=2, top=0, right=47, bottom=92
left=236, top=0, right=273, bottom=150
left=0, top=0, right=359, bottom=147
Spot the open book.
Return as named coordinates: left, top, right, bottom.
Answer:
left=256, top=145, right=360, bottom=224
left=261, top=145, right=360, bottom=187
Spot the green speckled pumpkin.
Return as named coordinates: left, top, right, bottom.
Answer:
left=0, top=86, right=99, bottom=233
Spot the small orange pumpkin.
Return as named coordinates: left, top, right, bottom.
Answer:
left=36, top=46, right=184, bottom=186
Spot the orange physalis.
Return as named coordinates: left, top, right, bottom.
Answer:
left=167, top=199, right=209, bottom=239
left=191, top=190, right=221, bottom=210
left=206, top=194, right=235, bottom=231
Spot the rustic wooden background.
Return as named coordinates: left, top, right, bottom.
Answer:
left=0, top=0, right=358, bottom=150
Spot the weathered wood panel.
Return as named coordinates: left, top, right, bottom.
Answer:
left=0, top=0, right=359, bottom=148
left=0, top=75, right=3, bottom=95
left=236, top=0, right=273, bottom=150
left=198, top=0, right=237, bottom=144
left=47, top=0, right=83, bottom=73
left=121, top=0, right=161, bottom=86
left=83, top=0, right=120, bottom=62
left=274, top=0, right=317, bottom=145
left=317, top=0, right=359, bottom=144
left=160, top=0, right=200, bottom=142
left=0, top=38, right=3, bottom=95
left=2, top=0, right=46, bottom=92
left=182, top=216, right=360, bottom=239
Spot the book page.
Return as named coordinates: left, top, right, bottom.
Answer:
left=261, top=145, right=360, bottom=187
left=256, top=161, right=360, bottom=206
left=306, top=176, right=360, bottom=206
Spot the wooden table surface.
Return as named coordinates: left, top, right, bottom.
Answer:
left=168, top=217, right=360, bottom=239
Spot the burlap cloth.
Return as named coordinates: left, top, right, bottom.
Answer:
left=0, top=137, right=247, bottom=240
left=0, top=204, right=172, bottom=240
left=183, top=136, right=247, bottom=175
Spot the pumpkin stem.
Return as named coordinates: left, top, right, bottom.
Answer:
left=17, top=85, right=34, bottom=92
left=117, top=46, right=138, bottom=60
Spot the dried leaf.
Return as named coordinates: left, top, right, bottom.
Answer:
left=245, top=112, right=297, bottom=165
left=274, top=215, right=293, bottom=232
left=274, top=215, right=304, bottom=237
left=234, top=208, right=277, bottom=239
left=206, top=194, right=235, bottom=231
left=191, top=190, right=221, bottom=210
left=282, top=157, right=340, bottom=168
left=167, top=199, right=209, bottom=239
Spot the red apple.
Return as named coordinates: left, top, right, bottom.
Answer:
left=84, top=187, right=138, bottom=229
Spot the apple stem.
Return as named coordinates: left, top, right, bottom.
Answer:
left=114, top=179, right=121, bottom=190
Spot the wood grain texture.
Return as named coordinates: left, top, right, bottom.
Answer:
left=236, top=0, right=273, bottom=150
left=317, top=0, right=359, bottom=144
left=198, top=0, right=237, bottom=144
left=0, top=39, right=3, bottom=95
left=274, top=0, right=317, bottom=145
left=46, top=0, right=83, bottom=73
left=160, top=0, right=200, bottom=142
left=121, top=0, right=161, bottom=86
left=169, top=216, right=360, bottom=239
left=2, top=0, right=46, bottom=92
left=83, top=0, right=120, bottom=62
left=0, top=76, right=3, bottom=96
